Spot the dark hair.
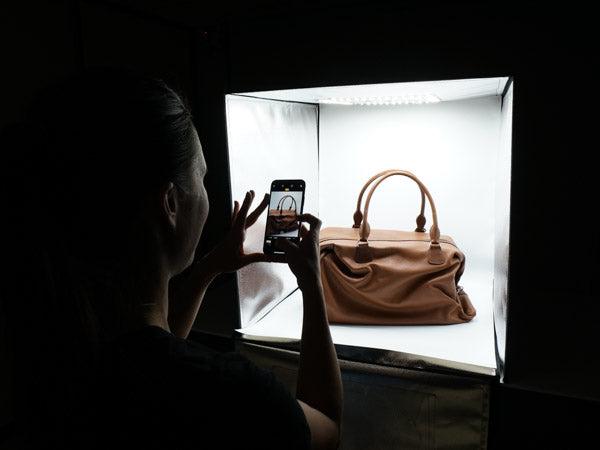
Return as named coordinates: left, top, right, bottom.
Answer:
left=2, top=68, right=198, bottom=375
left=24, top=68, right=197, bottom=247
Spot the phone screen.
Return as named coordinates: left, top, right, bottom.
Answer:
left=263, top=179, right=305, bottom=254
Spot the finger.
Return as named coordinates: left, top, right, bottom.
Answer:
left=233, top=191, right=254, bottom=230
left=297, top=213, right=322, bottom=233
left=299, top=224, right=309, bottom=239
left=246, top=193, right=269, bottom=229
left=231, top=201, right=240, bottom=225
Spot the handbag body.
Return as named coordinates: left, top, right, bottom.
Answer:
left=319, top=170, right=476, bottom=325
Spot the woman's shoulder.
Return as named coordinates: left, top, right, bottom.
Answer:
left=110, top=325, right=269, bottom=384
left=110, top=325, right=304, bottom=418
left=90, top=326, right=309, bottom=449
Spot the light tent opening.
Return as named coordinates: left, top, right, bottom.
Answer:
left=225, top=77, right=512, bottom=376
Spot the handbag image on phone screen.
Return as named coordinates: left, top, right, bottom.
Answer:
left=266, top=194, right=299, bottom=235
left=319, top=169, right=476, bottom=325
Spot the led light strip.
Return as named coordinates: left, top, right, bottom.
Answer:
left=320, top=94, right=441, bottom=105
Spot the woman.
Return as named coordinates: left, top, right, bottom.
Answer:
left=1, top=69, right=342, bottom=449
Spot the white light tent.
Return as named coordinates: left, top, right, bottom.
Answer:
left=226, top=77, right=513, bottom=376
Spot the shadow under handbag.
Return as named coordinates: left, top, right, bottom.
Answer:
left=319, top=169, right=476, bottom=325
left=266, top=194, right=299, bottom=235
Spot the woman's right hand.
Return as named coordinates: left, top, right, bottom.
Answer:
left=276, top=214, right=322, bottom=291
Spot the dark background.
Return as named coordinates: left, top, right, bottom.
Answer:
left=2, top=1, right=598, bottom=447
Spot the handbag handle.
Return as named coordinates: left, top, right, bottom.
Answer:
left=277, top=194, right=297, bottom=214
left=357, top=170, right=445, bottom=265
left=352, top=169, right=427, bottom=232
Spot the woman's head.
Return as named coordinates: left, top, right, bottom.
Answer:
left=3, top=68, right=208, bottom=342
left=25, top=69, right=207, bottom=259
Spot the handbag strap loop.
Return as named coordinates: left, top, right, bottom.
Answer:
left=277, top=194, right=297, bottom=214
left=358, top=170, right=444, bottom=265
left=353, top=169, right=427, bottom=232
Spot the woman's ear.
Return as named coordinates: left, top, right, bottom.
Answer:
left=160, top=181, right=178, bottom=230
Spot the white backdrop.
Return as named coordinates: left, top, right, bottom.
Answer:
left=318, top=96, right=502, bottom=278
left=226, top=96, right=318, bottom=327
left=226, top=90, right=511, bottom=371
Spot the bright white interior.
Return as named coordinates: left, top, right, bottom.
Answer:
left=318, top=96, right=500, bottom=274
left=226, top=77, right=511, bottom=374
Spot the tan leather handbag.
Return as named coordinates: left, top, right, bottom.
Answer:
left=319, top=169, right=476, bottom=325
left=266, top=195, right=299, bottom=235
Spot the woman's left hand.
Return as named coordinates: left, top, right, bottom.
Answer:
left=204, top=190, right=284, bottom=274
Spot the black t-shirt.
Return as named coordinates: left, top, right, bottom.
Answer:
left=58, top=326, right=310, bottom=449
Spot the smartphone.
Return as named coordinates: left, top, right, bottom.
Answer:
left=263, top=179, right=306, bottom=254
